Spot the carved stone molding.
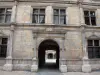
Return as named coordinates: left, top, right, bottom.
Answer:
left=0, top=30, right=8, bottom=37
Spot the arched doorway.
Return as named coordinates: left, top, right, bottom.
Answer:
left=38, top=39, right=59, bottom=69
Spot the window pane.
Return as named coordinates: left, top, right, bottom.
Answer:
left=84, top=17, right=90, bottom=25
left=54, top=16, right=59, bottom=24
left=0, top=8, right=5, bottom=14
left=39, top=15, right=45, bottom=23
left=88, top=40, right=93, bottom=46
left=60, top=9, right=65, bottom=15
left=32, top=15, right=38, bottom=23
left=84, top=11, right=89, bottom=17
left=88, top=47, right=94, bottom=58
left=60, top=16, right=66, bottom=24
left=2, top=38, right=7, bottom=44
left=40, top=9, right=45, bottom=14
left=94, top=47, right=100, bottom=58
left=33, top=9, right=38, bottom=14
left=0, top=45, right=7, bottom=57
left=54, top=9, right=59, bottom=15
left=90, top=11, right=95, bottom=17
left=94, top=40, right=99, bottom=46
left=5, top=14, right=11, bottom=23
left=6, top=8, right=12, bottom=14
left=0, top=14, right=5, bottom=23
left=91, top=17, right=96, bottom=25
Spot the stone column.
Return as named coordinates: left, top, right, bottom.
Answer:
left=60, top=38, right=67, bottom=72
left=45, top=6, right=53, bottom=24
left=3, top=25, right=15, bottom=71
left=81, top=26, right=91, bottom=73
left=31, top=33, right=38, bottom=72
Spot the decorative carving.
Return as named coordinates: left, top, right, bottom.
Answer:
left=46, top=28, right=53, bottom=32
left=88, top=34, right=100, bottom=39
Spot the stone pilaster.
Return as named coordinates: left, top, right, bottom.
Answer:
left=31, top=33, right=38, bottom=72
left=45, top=6, right=53, bottom=24
left=60, top=38, right=67, bottom=73
left=3, top=25, right=15, bottom=71
left=11, top=0, right=18, bottom=23
left=81, top=26, right=91, bottom=73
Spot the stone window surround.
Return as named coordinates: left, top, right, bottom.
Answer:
left=0, top=7, right=12, bottom=23
left=82, top=6, right=98, bottom=25
left=87, top=38, right=100, bottom=59
left=32, top=8, right=45, bottom=24
left=83, top=9, right=96, bottom=26
left=53, top=8, right=66, bottom=25
left=0, top=36, right=8, bottom=58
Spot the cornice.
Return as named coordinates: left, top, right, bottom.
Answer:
left=0, top=0, right=100, bottom=6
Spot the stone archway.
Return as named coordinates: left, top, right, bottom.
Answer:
left=38, top=39, right=60, bottom=69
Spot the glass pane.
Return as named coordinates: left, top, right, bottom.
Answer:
left=91, top=17, right=96, bottom=25
left=90, top=11, right=95, bottom=17
left=54, top=16, right=59, bottom=24
left=32, top=15, right=38, bottom=23
left=33, top=9, right=38, bottom=14
left=84, top=17, right=90, bottom=25
left=84, top=11, right=89, bottom=17
left=5, top=14, right=11, bottom=23
left=60, top=16, right=66, bottom=24
left=88, top=47, right=94, bottom=59
left=94, top=40, right=99, bottom=46
left=2, top=38, right=7, bottom=44
left=60, top=9, right=65, bottom=15
left=6, top=8, right=12, bottom=14
left=40, top=9, right=45, bottom=14
left=0, top=14, right=5, bottom=23
left=0, top=8, right=5, bottom=14
left=39, top=15, right=45, bottom=23
left=0, top=45, right=7, bottom=57
left=94, top=47, right=100, bottom=58
left=54, top=9, right=59, bottom=15
left=88, top=40, right=93, bottom=46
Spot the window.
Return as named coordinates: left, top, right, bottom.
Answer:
left=48, top=53, right=53, bottom=59
left=84, top=10, right=96, bottom=26
left=87, top=40, right=100, bottom=59
left=32, top=8, right=45, bottom=24
left=53, top=9, right=66, bottom=24
left=0, top=38, right=8, bottom=58
left=0, top=8, right=12, bottom=23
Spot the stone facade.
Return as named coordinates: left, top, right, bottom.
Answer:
left=0, top=0, right=99, bottom=73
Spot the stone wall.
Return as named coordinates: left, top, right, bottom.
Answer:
left=0, top=0, right=100, bottom=72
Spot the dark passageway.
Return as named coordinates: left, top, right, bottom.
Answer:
left=38, top=39, right=60, bottom=69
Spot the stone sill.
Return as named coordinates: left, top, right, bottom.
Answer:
left=89, top=58, right=100, bottom=61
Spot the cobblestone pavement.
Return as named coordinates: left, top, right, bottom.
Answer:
left=0, top=70, right=100, bottom=75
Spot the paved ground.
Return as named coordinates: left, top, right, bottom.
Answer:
left=0, top=70, right=100, bottom=75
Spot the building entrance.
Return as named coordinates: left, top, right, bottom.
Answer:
left=38, top=39, right=59, bottom=69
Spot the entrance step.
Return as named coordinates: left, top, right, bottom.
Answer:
left=37, top=69, right=63, bottom=75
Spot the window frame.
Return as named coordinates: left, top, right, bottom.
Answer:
left=0, top=7, right=12, bottom=23
left=0, top=37, right=8, bottom=58
left=32, top=8, right=45, bottom=24
left=84, top=10, right=97, bottom=26
left=53, top=8, right=66, bottom=25
left=87, top=39, right=100, bottom=59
